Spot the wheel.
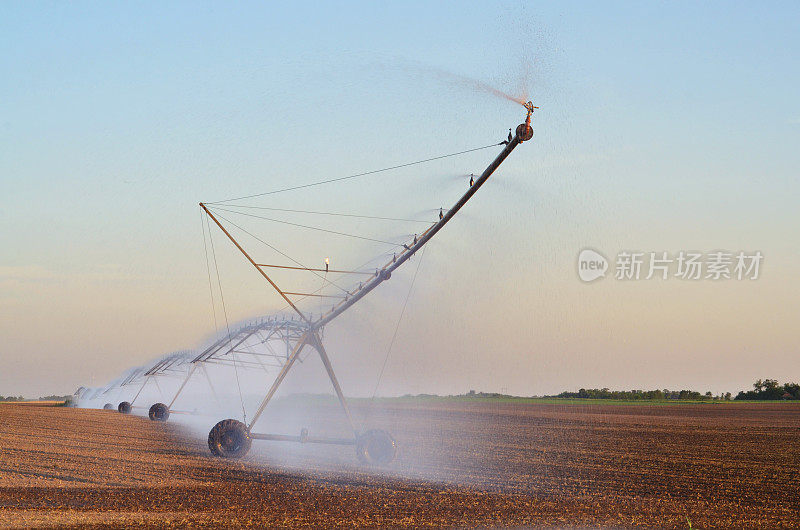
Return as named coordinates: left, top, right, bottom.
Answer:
left=118, top=401, right=132, bottom=414
left=207, top=419, right=251, bottom=458
left=356, top=429, right=397, bottom=465
left=148, top=403, right=170, bottom=422
left=103, top=403, right=114, bottom=410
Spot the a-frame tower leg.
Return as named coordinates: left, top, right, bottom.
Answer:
left=248, top=331, right=310, bottom=430
left=309, top=331, right=358, bottom=437
left=168, top=363, right=197, bottom=409
left=130, top=376, right=151, bottom=405
left=246, top=329, right=358, bottom=438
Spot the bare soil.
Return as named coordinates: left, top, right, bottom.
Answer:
left=1, top=401, right=798, bottom=527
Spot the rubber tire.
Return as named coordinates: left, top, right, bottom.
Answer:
left=103, top=403, right=114, bottom=410
left=118, top=401, right=132, bottom=414
left=208, top=419, right=251, bottom=458
left=148, top=403, right=170, bottom=422
left=356, top=429, right=397, bottom=465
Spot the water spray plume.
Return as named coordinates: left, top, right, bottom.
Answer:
left=443, top=70, right=530, bottom=108
left=426, top=68, right=539, bottom=127
left=395, top=62, right=533, bottom=111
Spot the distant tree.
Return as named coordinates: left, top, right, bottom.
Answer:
left=784, top=383, right=800, bottom=400
left=556, top=388, right=710, bottom=401
left=735, top=379, right=800, bottom=401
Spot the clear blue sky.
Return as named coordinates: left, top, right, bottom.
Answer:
left=1, top=2, right=798, bottom=397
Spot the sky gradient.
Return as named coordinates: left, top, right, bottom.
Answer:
left=1, top=2, right=798, bottom=397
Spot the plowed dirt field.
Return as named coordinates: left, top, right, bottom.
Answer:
left=1, top=401, right=798, bottom=527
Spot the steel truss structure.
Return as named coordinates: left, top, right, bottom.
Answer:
left=84, top=367, right=145, bottom=410
left=115, top=351, right=194, bottom=415
left=121, top=109, right=536, bottom=464
left=147, top=318, right=312, bottom=422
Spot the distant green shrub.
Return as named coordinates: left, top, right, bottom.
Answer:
left=556, top=388, right=711, bottom=400
left=734, top=379, right=800, bottom=401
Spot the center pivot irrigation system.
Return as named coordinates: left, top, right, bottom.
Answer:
left=99, top=103, right=537, bottom=465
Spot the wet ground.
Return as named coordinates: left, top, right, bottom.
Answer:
left=1, top=400, right=798, bottom=527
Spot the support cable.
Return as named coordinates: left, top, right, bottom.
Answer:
left=209, top=206, right=408, bottom=247
left=371, top=245, right=427, bottom=399
left=207, top=142, right=503, bottom=204
left=256, top=263, right=374, bottom=275
left=214, top=204, right=437, bottom=225
left=207, top=222, right=248, bottom=423
left=211, top=212, right=351, bottom=294
left=272, top=248, right=399, bottom=315
left=201, top=212, right=219, bottom=335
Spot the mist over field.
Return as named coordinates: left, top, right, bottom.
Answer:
left=2, top=4, right=798, bottom=401
left=2, top=2, right=800, bottom=527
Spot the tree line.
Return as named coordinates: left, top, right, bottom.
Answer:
left=734, top=379, right=800, bottom=401
left=556, top=379, right=800, bottom=401
left=556, top=388, right=729, bottom=400
left=0, top=394, right=73, bottom=402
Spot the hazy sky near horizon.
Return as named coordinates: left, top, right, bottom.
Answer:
left=1, top=2, right=799, bottom=398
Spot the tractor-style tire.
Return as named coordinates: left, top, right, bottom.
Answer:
left=356, top=429, right=397, bottom=465
left=118, top=401, right=132, bottom=414
left=103, top=403, right=114, bottom=410
left=148, top=403, right=170, bottom=422
left=208, top=419, right=251, bottom=459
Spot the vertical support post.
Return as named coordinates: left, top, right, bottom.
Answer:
left=248, top=332, right=310, bottom=430
left=310, top=331, right=358, bottom=436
